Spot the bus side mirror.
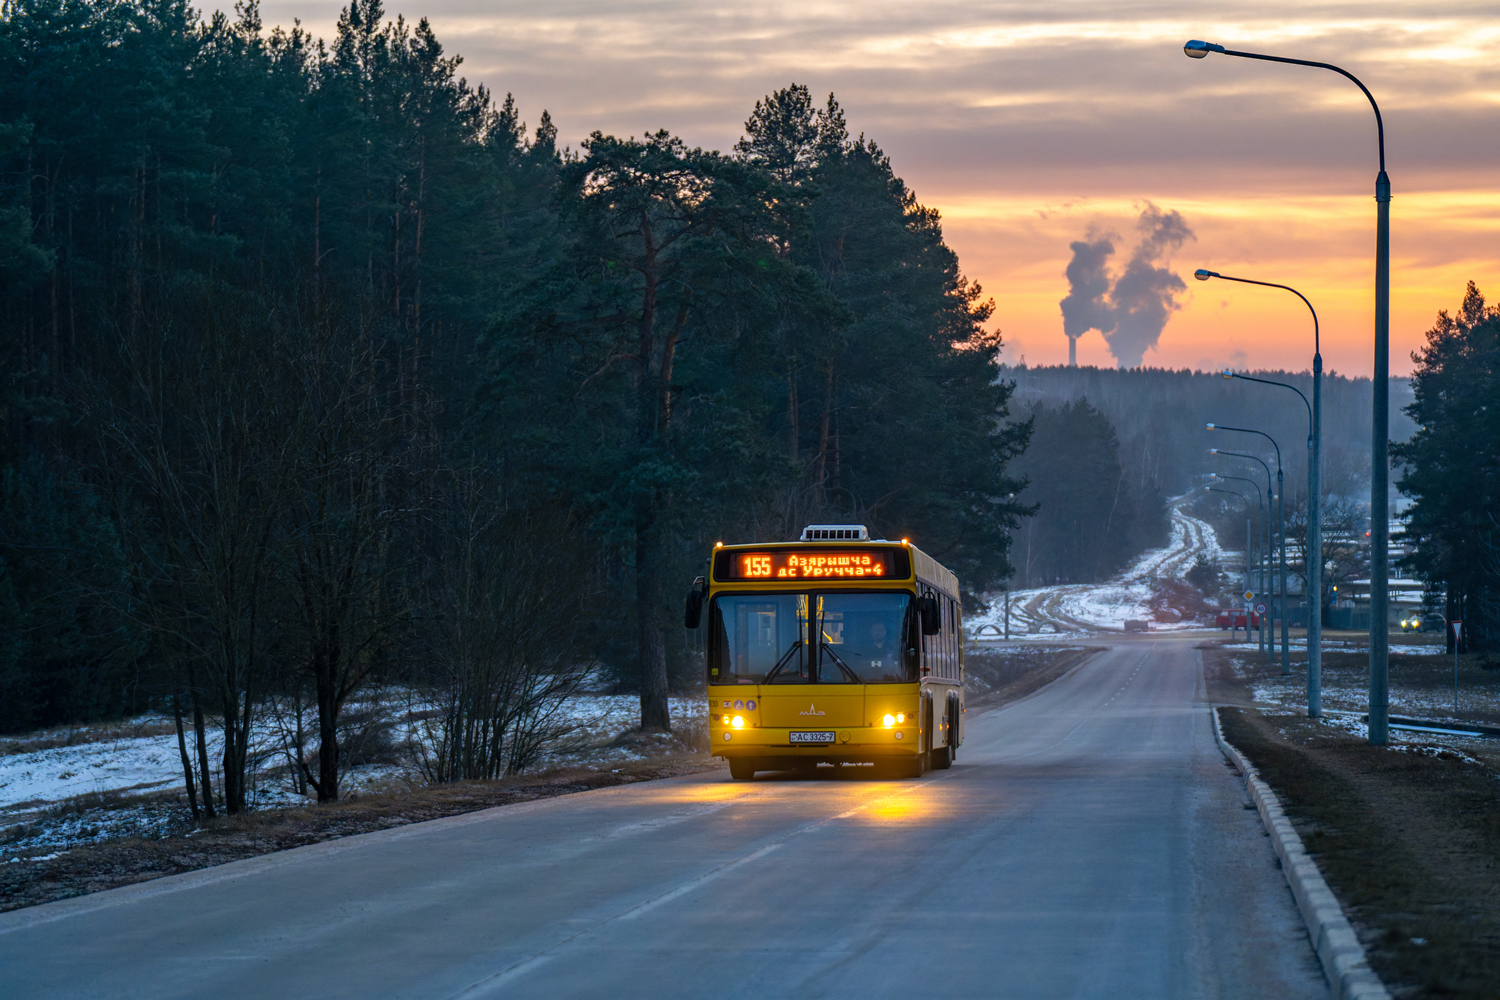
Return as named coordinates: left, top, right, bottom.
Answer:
left=684, top=576, right=706, bottom=629
left=920, top=595, right=941, bottom=635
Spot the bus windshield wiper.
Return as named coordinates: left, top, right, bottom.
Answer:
left=820, top=643, right=862, bottom=683
left=760, top=640, right=805, bottom=684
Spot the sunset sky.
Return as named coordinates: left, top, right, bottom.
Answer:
left=263, top=0, right=1500, bottom=376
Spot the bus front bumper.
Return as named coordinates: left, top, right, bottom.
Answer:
left=711, top=727, right=921, bottom=759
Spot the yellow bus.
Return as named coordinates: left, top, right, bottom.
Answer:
left=684, top=524, right=964, bottom=780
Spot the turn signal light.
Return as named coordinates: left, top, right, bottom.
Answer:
left=721, top=715, right=730, bottom=725
left=731, top=716, right=745, bottom=729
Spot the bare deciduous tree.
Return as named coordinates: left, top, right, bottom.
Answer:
left=411, top=472, right=598, bottom=782
left=94, top=303, right=296, bottom=814
left=284, top=311, right=426, bottom=801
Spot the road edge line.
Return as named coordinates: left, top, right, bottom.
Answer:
left=1210, top=704, right=1391, bottom=1000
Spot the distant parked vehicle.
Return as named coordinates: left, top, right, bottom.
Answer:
left=1215, top=610, right=1261, bottom=629
left=1123, top=620, right=1150, bottom=633
left=1399, top=612, right=1445, bottom=633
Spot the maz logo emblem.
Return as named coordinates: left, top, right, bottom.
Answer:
left=799, top=704, right=826, bottom=716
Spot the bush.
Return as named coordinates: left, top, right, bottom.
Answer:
left=1147, top=578, right=1215, bottom=623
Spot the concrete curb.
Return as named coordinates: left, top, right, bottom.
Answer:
left=1211, top=705, right=1391, bottom=1000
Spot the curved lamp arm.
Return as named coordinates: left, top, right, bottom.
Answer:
left=1195, top=270, right=1321, bottom=360
left=1210, top=448, right=1273, bottom=494
left=1182, top=41, right=1384, bottom=173
left=1211, top=474, right=1265, bottom=517
left=1207, top=426, right=1281, bottom=475
left=1222, top=372, right=1312, bottom=446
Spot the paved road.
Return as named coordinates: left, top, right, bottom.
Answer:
left=1, top=638, right=1327, bottom=999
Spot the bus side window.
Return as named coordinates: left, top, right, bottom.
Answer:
left=940, top=597, right=947, bottom=680
left=941, top=597, right=951, bottom=680
left=954, top=601, right=963, bottom=681
left=913, top=596, right=927, bottom=676
left=947, top=598, right=956, bottom=679
left=939, top=598, right=948, bottom=679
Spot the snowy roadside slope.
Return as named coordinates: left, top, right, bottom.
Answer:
left=969, top=502, right=1224, bottom=637
left=0, top=695, right=709, bottom=817
left=0, top=734, right=197, bottom=810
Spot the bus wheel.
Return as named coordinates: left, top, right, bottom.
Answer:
left=729, top=759, right=757, bottom=780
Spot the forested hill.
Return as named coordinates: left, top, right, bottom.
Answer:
left=0, top=0, right=1031, bottom=757
left=1001, top=365, right=1414, bottom=502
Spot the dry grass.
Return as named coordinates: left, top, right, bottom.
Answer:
left=0, top=717, right=181, bottom=756
left=1203, top=642, right=1500, bottom=774
left=1205, top=646, right=1500, bottom=998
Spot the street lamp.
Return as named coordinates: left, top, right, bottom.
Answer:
left=1213, top=471, right=1268, bottom=653
left=1208, top=424, right=1289, bottom=673
left=1202, top=272, right=1322, bottom=714
left=1206, top=485, right=1257, bottom=638
left=1212, top=476, right=1265, bottom=531
left=1211, top=452, right=1275, bottom=661
left=1182, top=35, right=1389, bottom=744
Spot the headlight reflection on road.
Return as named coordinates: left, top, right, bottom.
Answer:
left=862, top=795, right=936, bottom=825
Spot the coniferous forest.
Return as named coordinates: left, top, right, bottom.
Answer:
left=0, top=0, right=1033, bottom=801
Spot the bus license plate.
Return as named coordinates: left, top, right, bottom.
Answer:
left=790, top=731, right=835, bottom=744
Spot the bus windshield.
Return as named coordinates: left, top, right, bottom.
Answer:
left=709, top=592, right=916, bottom=685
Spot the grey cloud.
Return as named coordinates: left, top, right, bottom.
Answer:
left=254, top=2, right=1500, bottom=182
left=1058, top=204, right=1194, bottom=368
left=1059, top=237, right=1115, bottom=340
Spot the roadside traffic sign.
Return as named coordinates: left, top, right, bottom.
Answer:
left=1254, top=603, right=1267, bottom=616
left=1243, top=591, right=1254, bottom=601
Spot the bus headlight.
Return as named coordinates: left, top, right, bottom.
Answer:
left=896, top=713, right=905, bottom=723
left=882, top=714, right=896, bottom=728
left=731, top=716, right=744, bottom=729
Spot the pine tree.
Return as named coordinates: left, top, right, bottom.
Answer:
left=1394, top=282, right=1500, bottom=650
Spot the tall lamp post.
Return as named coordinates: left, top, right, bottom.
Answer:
left=1214, top=473, right=1267, bottom=652
left=1183, top=36, right=1388, bottom=744
left=1206, top=486, right=1256, bottom=637
left=1204, top=309, right=1323, bottom=715
left=1209, top=425, right=1289, bottom=673
left=1212, top=449, right=1276, bottom=663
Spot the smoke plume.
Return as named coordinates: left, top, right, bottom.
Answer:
left=1058, top=204, right=1194, bottom=368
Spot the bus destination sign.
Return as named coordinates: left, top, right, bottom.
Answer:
left=724, top=549, right=893, bottom=580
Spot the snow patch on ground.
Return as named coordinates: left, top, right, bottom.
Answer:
left=0, top=693, right=711, bottom=853
left=1230, top=654, right=1499, bottom=749
left=0, top=734, right=198, bottom=810
left=1226, top=642, right=1449, bottom=656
